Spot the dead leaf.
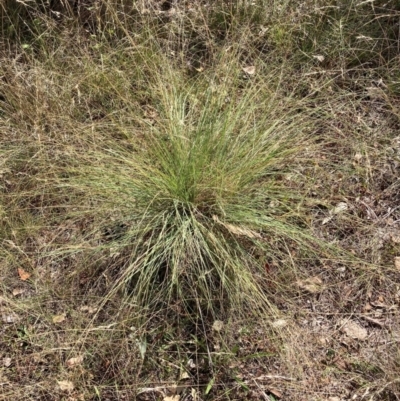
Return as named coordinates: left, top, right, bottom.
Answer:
left=313, top=55, right=325, bottom=62
left=212, top=320, right=224, bottom=332
left=2, top=313, right=20, bottom=323
left=179, top=371, right=190, bottom=380
left=394, top=257, right=400, bottom=271
left=212, top=215, right=261, bottom=239
left=3, top=358, right=11, bottom=367
left=52, top=314, right=66, bottom=323
left=12, top=288, right=26, bottom=296
left=391, top=235, right=400, bottom=244
left=66, top=355, right=84, bottom=367
left=318, top=337, right=328, bottom=345
left=334, top=202, right=348, bottom=214
left=79, top=305, right=97, bottom=314
left=322, top=202, right=348, bottom=224
left=370, top=297, right=388, bottom=308
left=297, top=277, right=324, bottom=294
left=272, top=319, right=288, bottom=328
left=57, top=380, right=74, bottom=392
left=333, top=356, right=348, bottom=370
left=17, top=268, right=31, bottom=281
left=187, top=359, right=196, bottom=369
left=269, top=387, right=283, bottom=398
left=164, top=396, right=180, bottom=401
left=340, top=319, right=368, bottom=340
left=242, top=65, right=256, bottom=75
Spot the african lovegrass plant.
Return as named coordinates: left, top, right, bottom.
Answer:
left=64, top=64, right=322, bottom=319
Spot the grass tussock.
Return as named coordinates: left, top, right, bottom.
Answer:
left=1, top=1, right=400, bottom=400
left=61, top=59, right=324, bottom=318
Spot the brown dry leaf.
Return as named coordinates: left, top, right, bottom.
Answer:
left=12, top=287, right=26, bottom=296
left=297, top=276, right=324, bottom=294
left=242, top=65, right=256, bottom=75
left=333, top=356, right=348, bottom=370
left=52, top=314, right=66, bottom=323
left=269, top=387, right=283, bottom=398
left=394, top=257, right=400, bottom=271
left=164, top=396, right=180, bottom=401
left=340, top=319, right=368, bottom=340
left=57, top=380, right=74, bottom=392
left=17, top=268, right=31, bottom=281
left=66, top=355, right=84, bottom=367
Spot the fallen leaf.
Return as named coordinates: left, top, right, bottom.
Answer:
left=57, top=380, right=74, bottom=392
left=391, top=235, right=400, bottom=244
left=179, top=371, right=190, bottom=380
left=52, top=314, right=66, bottom=323
left=318, top=337, right=328, bottom=345
left=272, top=319, right=288, bottom=328
left=328, top=397, right=341, bottom=401
left=187, top=359, right=196, bottom=369
left=322, top=202, right=348, bottom=224
left=394, top=257, right=400, bottom=271
left=2, top=313, right=20, bottom=323
left=269, top=387, right=283, bottom=398
left=297, top=277, right=324, bottom=294
left=79, top=305, right=97, bottom=314
left=164, top=396, right=180, bottom=401
left=17, top=268, right=31, bottom=281
left=313, top=55, right=325, bottom=62
left=212, top=215, right=261, bottom=239
left=322, top=215, right=333, bottom=225
left=333, top=356, right=348, bottom=370
left=3, top=357, right=11, bottom=367
left=340, top=319, right=368, bottom=340
left=370, top=297, right=388, bottom=308
left=66, top=355, right=84, bottom=367
left=333, top=202, right=348, bottom=214
left=242, top=65, right=256, bottom=75
left=12, top=288, right=26, bottom=296
left=212, top=320, right=224, bottom=332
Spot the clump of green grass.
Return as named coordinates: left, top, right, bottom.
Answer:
left=60, top=58, right=324, bottom=319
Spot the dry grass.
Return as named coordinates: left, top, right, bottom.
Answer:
left=1, top=1, right=400, bottom=400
